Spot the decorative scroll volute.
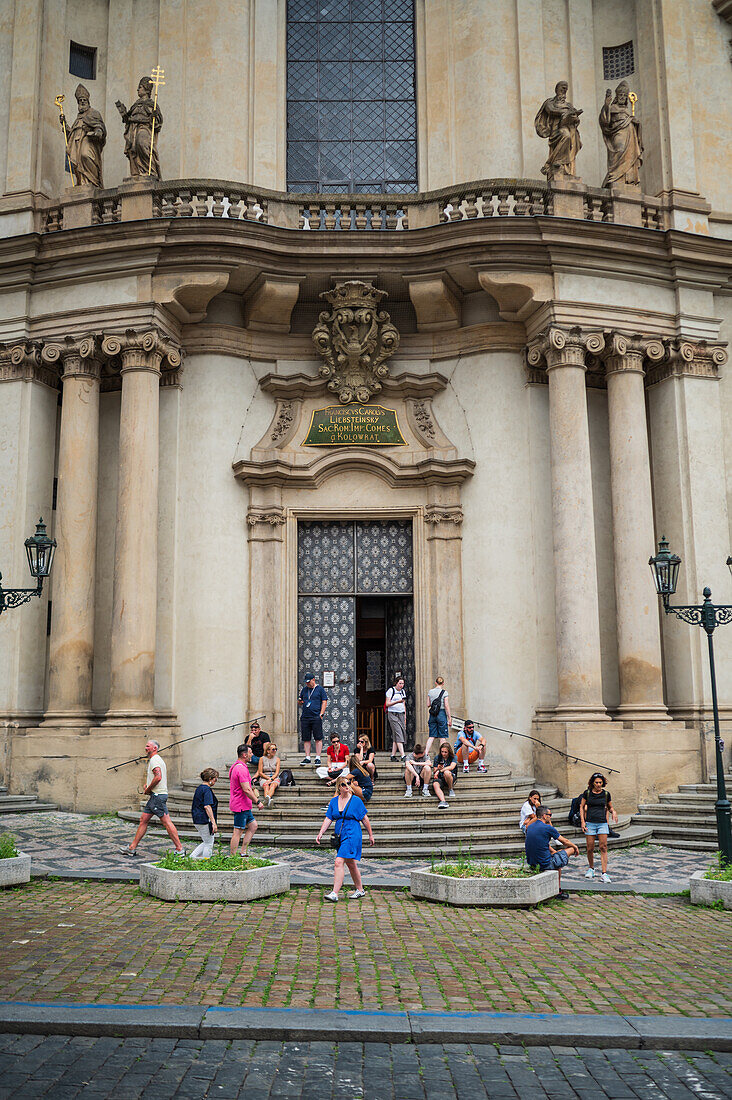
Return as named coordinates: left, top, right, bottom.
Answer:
left=312, top=280, right=400, bottom=404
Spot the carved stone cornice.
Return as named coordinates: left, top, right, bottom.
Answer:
left=101, top=329, right=183, bottom=380
left=644, top=339, right=728, bottom=386
left=258, top=370, right=449, bottom=400
left=312, top=280, right=400, bottom=404
left=525, top=326, right=605, bottom=376
left=0, top=341, right=60, bottom=388
left=41, top=334, right=103, bottom=382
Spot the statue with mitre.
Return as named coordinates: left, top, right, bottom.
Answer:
left=58, top=83, right=106, bottom=188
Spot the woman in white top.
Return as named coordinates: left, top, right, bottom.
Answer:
left=519, top=789, right=542, bottom=833
left=255, top=743, right=281, bottom=808
left=385, top=677, right=407, bottom=762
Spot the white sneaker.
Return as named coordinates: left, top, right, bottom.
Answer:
left=265, top=795, right=271, bottom=808
left=404, top=787, right=413, bottom=798
left=585, top=868, right=595, bottom=879
left=422, top=786, right=430, bottom=796
left=601, top=872, right=612, bottom=883
left=478, top=764, right=486, bottom=773
left=437, top=801, right=450, bottom=810
left=349, top=889, right=366, bottom=899
left=325, top=891, right=339, bottom=902
left=448, top=790, right=455, bottom=798
left=463, top=764, right=469, bottom=773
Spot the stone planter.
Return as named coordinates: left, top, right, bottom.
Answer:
left=410, top=868, right=558, bottom=907
left=690, top=870, right=732, bottom=910
left=0, top=853, right=31, bottom=888
left=139, top=861, right=290, bottom=903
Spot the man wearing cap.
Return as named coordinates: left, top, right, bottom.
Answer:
left=298, top=673, right=328, bottom=766
left=246, top=721, right=270, bottom=770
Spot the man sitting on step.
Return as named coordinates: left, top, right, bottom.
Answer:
left=524, top=805, right=579, bottom=901
left=404, top=744, right=432, bottom=798
left=454, top=720, right=487, bottom=774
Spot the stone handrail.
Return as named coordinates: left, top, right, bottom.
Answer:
left=38, top=176, right=671, bottom=234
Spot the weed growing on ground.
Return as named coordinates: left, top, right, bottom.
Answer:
left=0, top=833, right=19, bottom=859
left=703, top=852, right=732, bottom=881
left=429, top=849, right=538, bottom=879
left=155, top=850, right=274, bottom=872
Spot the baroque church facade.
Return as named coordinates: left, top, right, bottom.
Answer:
left=0, top=0, right=731, bottom=813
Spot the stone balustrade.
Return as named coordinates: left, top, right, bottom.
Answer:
left=37, top=175, right=675, bottom=235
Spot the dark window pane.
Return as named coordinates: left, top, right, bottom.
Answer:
left=288, top=181, right=319, bottom=192
left=353, top=182, right=384, bottom=193
left=353, top=100, right=385, bottom=139
left=384, top=21, right=413, bottom=59
left=289, top=62, right=319, bottom=98
left=352, top=61, right=383, bottom=98
left=352, top=22, right=383, bottom=59
left=69, top=40, right=96, bottom=80
left=320, top=61, right=351, bottom=97
left=287, top=0, right=417, bottom=192
left=319, top=0, right=350, bottom=19
left=319, top=21, right=350, bottom=59
left=288, top=141, right=319, bottom=179
left=320, top=100, right=352, bottom=140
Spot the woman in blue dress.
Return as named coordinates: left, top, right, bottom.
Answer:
left=316, top=774, right=375, bottom=902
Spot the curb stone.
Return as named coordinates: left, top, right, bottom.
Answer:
left=0, top=1003, right=730, bottom=1050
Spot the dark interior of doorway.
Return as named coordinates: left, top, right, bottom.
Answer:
left=356, top=596, right=414, bottom=751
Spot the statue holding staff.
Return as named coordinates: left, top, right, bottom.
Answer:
left=534, top=80, right=583, bottom=181
left=115, top=75, right=163, bottom=179
left=599, top=80, right=643, bottom=187
left=56, top=84, right=106, bottom=188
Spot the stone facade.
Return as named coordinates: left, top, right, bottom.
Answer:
left=0, top=1, right=731, bottom=812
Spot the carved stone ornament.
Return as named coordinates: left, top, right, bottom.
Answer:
left=312, top=280, right=400, bottom=404
left=270, top=401, right=295, bottom=443
left=412, top=401, right=436, bottom=439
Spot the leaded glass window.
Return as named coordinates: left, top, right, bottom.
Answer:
left=602, top=41, right=635, bottom=81
left=287, top=0, right=418, bottom=194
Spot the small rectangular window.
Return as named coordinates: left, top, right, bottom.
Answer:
left=602, top=41, right=635, bottom=81
left=69, top=41, right=97, bottom=80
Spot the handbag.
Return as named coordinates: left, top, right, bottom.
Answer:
left=330, top=795, right=353, bottom=850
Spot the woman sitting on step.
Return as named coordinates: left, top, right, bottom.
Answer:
left=430, top=742, right=457, bottom=809
left=346, top=754, right=374, bottom=804
left=255, top=743, right=281, bottom=808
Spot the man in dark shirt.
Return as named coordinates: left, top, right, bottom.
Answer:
left=298, top=673, right=328, bottom=766
left=524, top=805, right=579, bottom=900
left=247, top=722, right=271, bottom=770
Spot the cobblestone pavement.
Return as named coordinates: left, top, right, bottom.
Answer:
left=0, top=1035, right=731, bottom=1099
left=0, top=812, right=711, bottom=891
left=0, top=881, right=730, bottom=1016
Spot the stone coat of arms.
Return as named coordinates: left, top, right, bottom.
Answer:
left=312, top=281, right=400, bottom=404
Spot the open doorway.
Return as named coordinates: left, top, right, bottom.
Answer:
left=356, top=595, right=415, bottom=751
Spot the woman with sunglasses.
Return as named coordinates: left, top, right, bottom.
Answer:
left=579, top=772, right=618, bottom=882
left=356, top=735, right=377, bottom=780
left=316, top=774, right=375, bottom=902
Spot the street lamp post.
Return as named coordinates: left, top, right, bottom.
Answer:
left=0, top=518, right=57, bottom=616
left=649, top=537, right=732, bottom=866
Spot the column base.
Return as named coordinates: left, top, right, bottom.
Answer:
left=7, top=721, right=180, bottom=813
left=38, top=712, right=96, bottom=728
left=100, top=710, right=178, bottom=727
left=532, top=715, right=703, bottom=813
left=610, top=704, right=672, bottom=723
left=536, top=705, right=611, bottom=723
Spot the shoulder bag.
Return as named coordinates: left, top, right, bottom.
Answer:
left=330, top=795, right=354, bottom=850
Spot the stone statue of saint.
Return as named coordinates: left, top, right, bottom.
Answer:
left=60, top=83, right=106, bottom=188
left=534, top=81, right=583, bottom=180
left=599, top=80, right=643, bottom=188
left=115, top=76, right=163, bottom=179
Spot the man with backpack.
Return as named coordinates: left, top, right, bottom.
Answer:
left=425, top=676, right=450, bottom=756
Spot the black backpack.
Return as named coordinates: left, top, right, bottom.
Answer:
left=568, top=788, right=608, bottom=826
left=429, top=689, right=445, bottom=718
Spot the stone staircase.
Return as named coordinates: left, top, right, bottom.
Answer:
left=631, top=773, right=732, bottom=852
left=0, top=785, right=56, bottom=815
left=118, top=758, right=651, bottom=859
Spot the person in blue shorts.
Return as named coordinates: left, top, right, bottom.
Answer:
left=524, top=805, right=579, bottom=900
left=316, top=774, right=375, bottom=902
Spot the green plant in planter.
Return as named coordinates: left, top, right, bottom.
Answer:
left=155, top=849, right=274, bottom=872
left=430, top=855, right=539, bottom=880
left=0, top=833, right=19, bottom=860
left=703, top=852, right=732, bottom=881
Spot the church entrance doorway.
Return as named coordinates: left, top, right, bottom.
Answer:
left=297, top=520, right=415, bottom=750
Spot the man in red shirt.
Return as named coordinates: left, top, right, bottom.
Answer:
left=316, top=734, right=350, bottom=781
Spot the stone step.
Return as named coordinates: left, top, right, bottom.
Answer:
left=637, top=802, right=717, bottom=816
left=162, top=799, right=572, bottom=824
left=171, top=781, right=559, bottom=802
left=0, top=797, right=57, bottom=814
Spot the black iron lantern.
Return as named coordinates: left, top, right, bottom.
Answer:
left=648, top=536, right=681, bottom=604
left=24, top=517, right=57, bottom=579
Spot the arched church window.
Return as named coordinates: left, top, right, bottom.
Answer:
left=602, top=41, right=635, bottom=81
left=287, top=0, right=418, bottom=194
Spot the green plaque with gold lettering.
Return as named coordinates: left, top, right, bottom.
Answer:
left=303, top=405, right=407, bottom=447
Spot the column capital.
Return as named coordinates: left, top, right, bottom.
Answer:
left=0, top=341, right=59, bottom=388
left=645, top=338, right=728, bottom=386
left=526, top=326, right=605, bottom=373
left=102, top=328, right=183, bottom=379
left=598, top=332, right=665, bottom=377
left=41, top=334, right=103, bottom=381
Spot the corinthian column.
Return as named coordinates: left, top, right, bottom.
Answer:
left=602, top=334, right=667, bottom=718
left=41, top=336, right=103, bottom=722
left=527, top=327, right=607, bottom=718
left=103, top=330, right=182, bottom=718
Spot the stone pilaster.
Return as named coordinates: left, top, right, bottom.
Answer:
left=601, top=333, right=668, bottom=718
left=103, top=330, right=182, bottom=719
left=41, top=335, right=103, bottom=722
left=246, top=506, right=287, bottom=744
left=527, top=326, right=608, bottom=719
left=424, top=505, right=466, bottom=717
